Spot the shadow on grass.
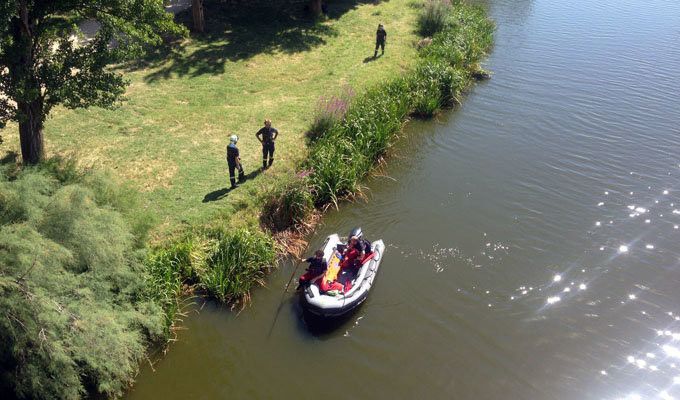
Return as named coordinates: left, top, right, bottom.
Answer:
left=0, top=151, right=18, bottom=166
left=362, top=53, right=382, bottom=63
left=202, top=167, right=263, bottom=203
left=202, top=187, right=233, bottom=203
left=119, top=0, right=388, bottom=81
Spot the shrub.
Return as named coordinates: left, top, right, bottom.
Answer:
left=0, top=162, right=164, bottom=399
left=417, top=0, right=453, bottom=36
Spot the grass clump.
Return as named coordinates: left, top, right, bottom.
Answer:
left=199, top=227, right=276, bottom=305
left=308, top=86, right=355, bottom=141
left=305, top=77, right=412, bottom=205
left=144, top=236, right=211, bottom=331
left=417, top=0, right=453, bottom=36
left=0, top=159, right=164, bottom=399
left=145, top=226, right=276, bottom=309
left=261, top=177, right=315, bottom=232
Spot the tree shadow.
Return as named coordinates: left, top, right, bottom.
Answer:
left=0, top=151, right=18, bottom=166
left=119, top=0, right=389, bottom=81
left=201, top=167, right=263, bottom=203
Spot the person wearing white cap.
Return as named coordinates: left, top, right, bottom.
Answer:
left=226, top=134, right=244, bottom=189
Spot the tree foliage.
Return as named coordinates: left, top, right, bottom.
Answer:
left=0, top=0, right=186, bottom=163
left=0, top=160, right=164, bottom=399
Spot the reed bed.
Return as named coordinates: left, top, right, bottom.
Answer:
left=300, top=1, right=494, bottom=208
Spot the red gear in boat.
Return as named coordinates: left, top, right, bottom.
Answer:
left=320, top=277, right=344, bottom=292
left=298, top=252, right=327, bottom=286
left=298, top=271, right=319, bottom=283
left=340, top=248, right=360, bottom=269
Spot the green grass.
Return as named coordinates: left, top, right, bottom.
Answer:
left=1, top=0, right=420, bottom=237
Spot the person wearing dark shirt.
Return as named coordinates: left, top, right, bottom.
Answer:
left=255, top=119, right=279, bottom=169
left=374, top=24, right=387, bottom=58
left=298, top=249, right=328, bottom=287
left=226, top=134, right=244, bottom=189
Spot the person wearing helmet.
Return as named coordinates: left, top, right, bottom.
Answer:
left=340, top=235, right=369, bottom=270
left=374, top=24, right=387, bottom=58
left=255, top=119, right=279, bottom=170
left=226, top=134, right=244, bottom=189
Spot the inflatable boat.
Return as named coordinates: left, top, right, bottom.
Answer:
left=301, top=229, right=385, bottom=318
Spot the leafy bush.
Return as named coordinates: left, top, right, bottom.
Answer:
left=417, top=0, right=453, bottom=36
left=0, top=162, right=163, bottom=399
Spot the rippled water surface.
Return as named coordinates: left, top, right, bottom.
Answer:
left=128, top=0, right=680, bottom=398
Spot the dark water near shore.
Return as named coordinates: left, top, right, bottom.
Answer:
left=128, top=0, right=680, bottom=398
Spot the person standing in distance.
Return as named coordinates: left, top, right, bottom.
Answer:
left=255, top=119, right=279, bottom=169
left=226, top=134, right=244, bottom=189
left=374, top=23, right=387, bottom=58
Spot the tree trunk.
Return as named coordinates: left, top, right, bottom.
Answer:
left=310, top=0, right=322, bottom=17
left=16, top=0, right=44, bottom=164
left=192, top=0, right=205, bottom=33
left=18, top=99, right=44, bottom=165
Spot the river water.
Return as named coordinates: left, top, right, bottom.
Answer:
left=128, top=0, right=680, bottom=398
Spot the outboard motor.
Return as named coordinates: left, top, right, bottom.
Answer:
left=348, top=227, right=363, bottom=239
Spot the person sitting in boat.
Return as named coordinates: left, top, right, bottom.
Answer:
left=298, top=249, right=327, bottom=287
left=340, top=235, right=371, bottom=270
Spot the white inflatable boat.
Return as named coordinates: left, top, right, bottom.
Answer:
left=301, top=230, right=385, bottom=318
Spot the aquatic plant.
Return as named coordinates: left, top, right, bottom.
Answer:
left=144, top=236, right=211, bottom=331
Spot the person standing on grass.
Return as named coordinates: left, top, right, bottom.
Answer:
left=374, top=23, right=387, bottom=58
left=256, top=119, right=279, bottom=169
left=226, top=134, right=244, bottom=189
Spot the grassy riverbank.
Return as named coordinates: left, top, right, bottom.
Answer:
left=2, top=0, right=420, bottom=236
left=0, top=1, right=493, bottom=398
